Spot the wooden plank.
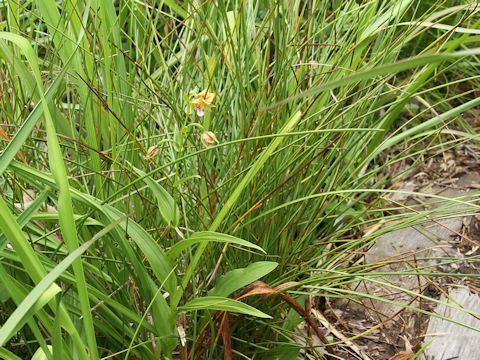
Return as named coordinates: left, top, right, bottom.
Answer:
left=423, top=287, right=480, bottom=360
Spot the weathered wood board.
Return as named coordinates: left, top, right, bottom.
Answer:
left=422, top=287, right=480, bottom=360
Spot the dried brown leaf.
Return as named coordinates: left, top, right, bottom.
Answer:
left=388, top=351, right=414, bottom=360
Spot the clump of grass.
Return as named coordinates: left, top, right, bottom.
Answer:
left=0, top=1, right=479, bottom=358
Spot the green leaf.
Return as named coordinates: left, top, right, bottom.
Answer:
left=0, top=195, right=47, bottom=284
left=0, top=221, right=118, bottom=347
left=262, top=345, right=301, bottom=360
left=181, top=296, right=271, bottom=318
left=32, top=345, right=53, bottom=360
left=0, top=31, right=97, bottom=358
left=0, top=59, right=73, bottom=177
left=167, top=231, right=266, bottom=260
left=162, top=0, right=187, bottom=19
left=0, top=348, right=22, bottom=360
left=360, top=0, right=414, bottom=40
left=133, top=167, right=180, bottom=227
left=175, top=111, right=302, bottom=306
left=369, top=95, right=480, bottom=160
left=0, top=284, right=10, bottom=303
left=0, top=190, right=48, bottom=250
left=210, top=262, right=278, bottom=297
left=0, top=265, right=56, bottom=359
left=104, top=206, right=177, bottom=295
left=263, top=49, right=480, bottom=110
left=0, top=283, right=61, bottom=348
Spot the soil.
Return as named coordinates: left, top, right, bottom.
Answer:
left=318, top=143, right=480, bottom=360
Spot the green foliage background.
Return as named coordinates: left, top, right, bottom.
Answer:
left=0, top=1, right=479, bottom=358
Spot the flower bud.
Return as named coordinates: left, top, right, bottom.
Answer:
left=145, top=145, right=160, bottom=159
left=201, top=131, right=218, bottom=146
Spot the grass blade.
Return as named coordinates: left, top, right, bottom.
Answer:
left=181, top=296, right=271, bottom=319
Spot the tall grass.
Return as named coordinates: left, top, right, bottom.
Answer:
left=0, top=0, right=479, bottom=358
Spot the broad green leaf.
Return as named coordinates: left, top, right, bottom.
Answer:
left=133, top=167, right=180, bottom=227
left=104, top=206, right=177, bottom=295
left=0, top=221, right=118, bottom=347
left=32, top=346, right=53, bottom=360
left=167, top=231, right=266, bottom=260
left=181, top=296, right=271, bottom=318
left=0, top=265, right=54, bottom=358
left=0, top=283, right=60, bottom=348
left=209, top=261, right=278, bottom=297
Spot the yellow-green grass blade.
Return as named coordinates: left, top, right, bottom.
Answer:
left=181, top=296, right=271, bottom=318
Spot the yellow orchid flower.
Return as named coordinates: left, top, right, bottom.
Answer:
left=191, top=90, right=215, bottom=117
